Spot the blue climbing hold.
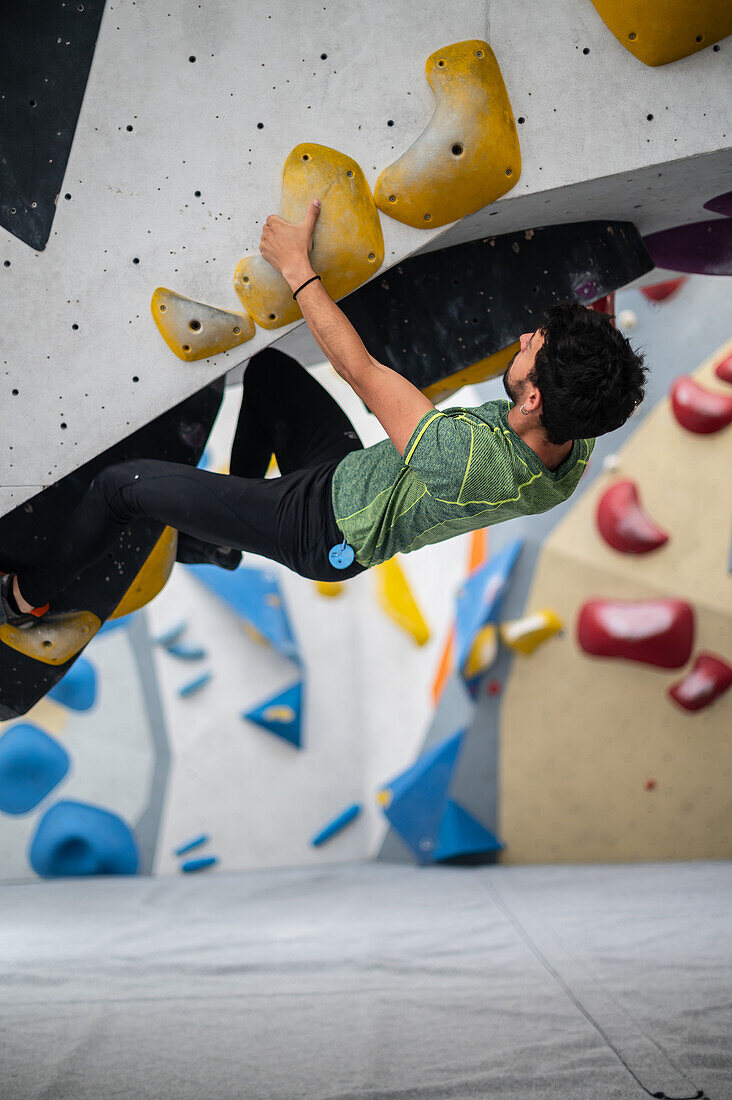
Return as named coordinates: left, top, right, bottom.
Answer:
left=166, top=642, right=207, bottom=660
left=311, top=802, right=362, bottom=846
left=181, top=856, right=218, bottom=873
left=378, top=730, right=465, bottom=863
left=178, top=672, right=212, bottom=698
left=0, top=724, right=69, bottom=815
left=431, top=799, right=504, bottom=862
left=242, top=680, right=303, bottom=748
left=28, top=799, right=138, bottom=877
left=174, top=834, right=210, bottom=856
left=455, top=539, right=522, bottom=674
left=155, top=620, right=188, bottom=647
left=47, top=657, right=97, bottom=711
left=187, top=564, right=299, bottom=663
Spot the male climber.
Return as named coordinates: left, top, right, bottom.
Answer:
left=0, top=199, right=647, bottom=628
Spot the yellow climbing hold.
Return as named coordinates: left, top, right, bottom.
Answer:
left=0, top=611, right=102, bottom=667
left=499, top=609, right=563, bottom=655
left=374, top=557, right=430, bottom=646
left=377, top=788, right=393, bottom=809
left=109, top=527, right=178, bottom=619
left=589, top=0, right=732, bottom=66
left=462, top=623, right=498, bottom=680
left=423, top=342, right=519, bottom=404
left=314, top=580, right=344, bottom=598
left=234, top=143, right=384, bottom=329
left=375, top=40, right=520, bottom=229
left=151, top=288, right=254, bottom=361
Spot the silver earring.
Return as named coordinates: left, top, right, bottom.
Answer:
left=520, top=404, right=530, bottom=415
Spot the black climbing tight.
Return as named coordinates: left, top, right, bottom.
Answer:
left=18, top=349, right=368, bottom=607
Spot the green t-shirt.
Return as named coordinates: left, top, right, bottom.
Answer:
left=331, top=398, right=595, bottom=568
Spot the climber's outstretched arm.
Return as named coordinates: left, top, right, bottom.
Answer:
left=259, top=201, right=435, bottom=457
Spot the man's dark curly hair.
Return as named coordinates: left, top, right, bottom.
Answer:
left=528, top=302, right=648, bottom=444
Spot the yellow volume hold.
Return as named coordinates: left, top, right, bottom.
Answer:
left=109, top=527, right=179, bottom=619
left=375, top=40, right=520, bottom=229
left=374, top=557, right=430, bottom=646
left=151, top=288, right=255, bottom=361
left=234, top=143, right=384, bottom=330
left=499, top=609, right=563, bottom=655
left=589, top=0, right=732, bottom=67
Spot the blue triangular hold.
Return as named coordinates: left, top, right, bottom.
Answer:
left=455, top=538, right=522, bottom=674
left=187, top=564, right=299, bottom=663
left=47, top=657, right=97, bottom=711
left=431, top=799, right=504, bottom=862
left=379, top=730, right=465, bottom=862
left=242, top=681, right=303, bottom=748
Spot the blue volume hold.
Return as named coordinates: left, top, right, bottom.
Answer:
left=181, top=856, right=218, bottom=873
left=0, top=724, right=69, bottom=815
left=310, top=802, right=362, bottom=846
left=29, top=800, right=138, bottom=877
left=174, top=834, right=210, bottom=856
left=48, top=657, right=97, bottom=711
left=187, top=564, right=299, bottom=662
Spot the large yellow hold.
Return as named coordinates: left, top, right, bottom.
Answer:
left=375, top=40, right=520, bottom=229
left=110, top=527, right=179, bottom=619
left=589, top=0, right=732, bottom=66
left=151, top=288, right=254, bottom=361
left=374, top=557, right=430, bottom=646
left=234, top=144, right=384, bottom=330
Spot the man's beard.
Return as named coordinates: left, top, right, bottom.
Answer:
left=502, top=354, right=519, bottom=403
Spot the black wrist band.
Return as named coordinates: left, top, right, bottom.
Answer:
left=292, top=274, right=321, bottom=300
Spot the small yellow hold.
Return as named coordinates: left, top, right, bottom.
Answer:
left=462, top=623, right=498, bottom=679
left=262, top=705, right=296, bottom=723
left=0, top=611, right=102, bottom=667
left=376, top=788, right=393, bottom=808
left=499, top=609, right=563, bottom=655
left=314, top=580, right=344, bottom=598
left=110, top=527, right=178, bottom=619
left=375, top=40, right=520, bottom=229
left=234, top=143, right=384, bottom=329
left=589, top=0, right=732, bottom=67
left=151, top=288, right=254, bottom=361
left=374, top=557, right=430, bottom=646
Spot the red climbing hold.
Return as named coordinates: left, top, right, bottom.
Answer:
left=589, top=293, right=616, bottom=320
left=715, top=352, right=732, bottom=385
left=640, top=278, right=687, bottom=303
left=577, top=599, right=694, bottom=669
left=644, top=779, right=657, bottom=791
left=596, top=479, right=669, bottom=554
left=670, top=376, right=732, bottom=434
left=667, top=652, right=732, bottom=712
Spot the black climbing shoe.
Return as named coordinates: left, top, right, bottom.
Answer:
left=0, top=572, right=51, bottom=629
left=175, top=534, right=242, bottom=571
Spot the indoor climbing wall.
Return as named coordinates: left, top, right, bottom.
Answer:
left=2, top=0, right=730, bottom=516
left=498, top=340, right=731, bottom=863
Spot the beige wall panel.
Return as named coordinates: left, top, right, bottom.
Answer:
left=500, top=338, right=732, bottom=863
